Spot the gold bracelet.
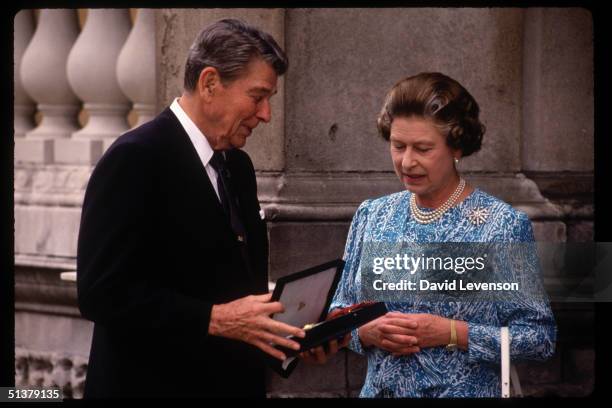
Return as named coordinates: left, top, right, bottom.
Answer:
left=446, top=319, right=458, bottom=351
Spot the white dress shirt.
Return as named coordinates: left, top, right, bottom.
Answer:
left=169, top=98, right=221, bottom=201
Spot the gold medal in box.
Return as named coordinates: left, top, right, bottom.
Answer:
left=302, top=301, right=381, bottom=332
left=288, top=301, right=387, bottom=355
left=302, top=322, right=319, bottom=331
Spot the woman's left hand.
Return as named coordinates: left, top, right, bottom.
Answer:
left=381, top=312, right=450, bottom=352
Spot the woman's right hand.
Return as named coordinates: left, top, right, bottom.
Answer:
left=358, top=313, right=421, bottom=356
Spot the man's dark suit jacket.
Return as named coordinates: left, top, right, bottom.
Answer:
left=76, top=108, right=269, bottom=398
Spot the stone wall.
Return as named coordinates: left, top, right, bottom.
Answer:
left=15, top=7, right=594, bottom=398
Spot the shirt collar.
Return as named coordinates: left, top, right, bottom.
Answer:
left=169, top=97, right=214, bottom=166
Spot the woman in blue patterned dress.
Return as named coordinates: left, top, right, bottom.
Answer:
left=329, top=72, right=556, bottom=397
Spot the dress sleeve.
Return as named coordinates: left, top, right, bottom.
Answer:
left=329, top=200, right=371, bottom=355
left=467, top=211, right=557, bottom=364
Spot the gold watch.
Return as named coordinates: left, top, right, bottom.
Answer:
left=445, top=319, right=458, bottom=351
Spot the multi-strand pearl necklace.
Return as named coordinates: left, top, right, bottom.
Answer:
left=410, top=178, right=466, bottom=224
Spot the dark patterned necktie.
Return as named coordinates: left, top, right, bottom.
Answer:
left=209, top=151, right=247, bottom=244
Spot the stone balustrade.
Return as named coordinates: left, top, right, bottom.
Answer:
left=117, top=9, right=156, bottom=128
left=14, top=10, right=36, bottom=140
left=15, top=8, right=156, bottom=167
left=17, top=9, right=80, bottom=165
left=14, top=8, right=156, bottom=260
left=13, top=8, right=156, bottom=397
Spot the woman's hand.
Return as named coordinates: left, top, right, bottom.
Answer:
left=358, top=314, right=421, bottom=356
left=383, top=312, right=450, bottom=350
left=359, top=312, right=467, bottom=356
left=379, top=312, right=468, bottom=354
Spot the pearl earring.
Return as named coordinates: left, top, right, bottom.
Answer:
left=454, top=158, right=459, bottom=165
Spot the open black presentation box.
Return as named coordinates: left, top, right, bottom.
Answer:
left=268, top=259, right=387, bottom=377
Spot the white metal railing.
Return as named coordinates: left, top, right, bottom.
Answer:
left=501, top=326, right=523, bottom=398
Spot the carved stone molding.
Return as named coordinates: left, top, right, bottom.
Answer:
left=14, top=164, right=92, bottom=207
left=256, top=172, right=589, bottom=222
left=14, top=165, right=592, bottom=254
left=15, top=164, right=589, bottom=222
left=15, top=265, right=79, bottom=316
left=15, top=347, right=88, bottom=399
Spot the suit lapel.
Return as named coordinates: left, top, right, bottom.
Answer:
left=159, top=108, right=228, bottom=221
left=222, top=151, right=246, bottom=215
left=158, top=108, right=257, bottom=285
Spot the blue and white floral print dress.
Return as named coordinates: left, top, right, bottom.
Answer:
left=330, top=188, right=556, bottom=397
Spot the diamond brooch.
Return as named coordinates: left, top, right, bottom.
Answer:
left=468, top=206, right=490, bottom=226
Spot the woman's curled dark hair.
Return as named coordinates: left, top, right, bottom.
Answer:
left=376, top=72, right=485, bottom=157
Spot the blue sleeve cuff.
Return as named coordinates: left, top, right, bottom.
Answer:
left=468, top=321, right=556, bottom=364
left=467, top=322, right=501, bottom=364
left=348, top=327, right=366, bottom=355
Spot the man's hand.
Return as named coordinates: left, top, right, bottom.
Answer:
left=299, top=334, right=351, bottom=365
left=208, top=293, right=306, bottom=361
left=358, top=313, right=421, bottom=356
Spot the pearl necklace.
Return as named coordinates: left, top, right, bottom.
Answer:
left=410, top=178, right=466, bottom=224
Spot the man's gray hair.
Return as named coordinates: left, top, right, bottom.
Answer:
left=183, top=18, right=288, bottom=91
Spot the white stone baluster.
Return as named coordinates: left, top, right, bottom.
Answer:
left=60, top=9, right=132, bottom=164
left=117, top=9, right=156, bottom=128
left=17, top=9, right=80, bottom=164
left=14, top=10, right=36, bottom=139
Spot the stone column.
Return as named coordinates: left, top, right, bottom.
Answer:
left=522, top=8, right=593, bottom=174
left=60, top=9, right=132, bottom=164
left=14, top=10, right=36, bottom=139
left=117, top=8, right=156, bottom=128
left=521, top=8, right=594, bottom=299
left=16, top=9, right=81, bottom=164
left=522, top=8, right=593, bottom=239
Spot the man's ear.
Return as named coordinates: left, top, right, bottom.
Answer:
left=197, top=67, right=220, bottom=102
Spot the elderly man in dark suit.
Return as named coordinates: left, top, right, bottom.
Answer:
left=76, top=18, right=306, bottom=398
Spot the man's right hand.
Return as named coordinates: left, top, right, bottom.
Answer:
left=208, top=293, right=306, bottom=361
